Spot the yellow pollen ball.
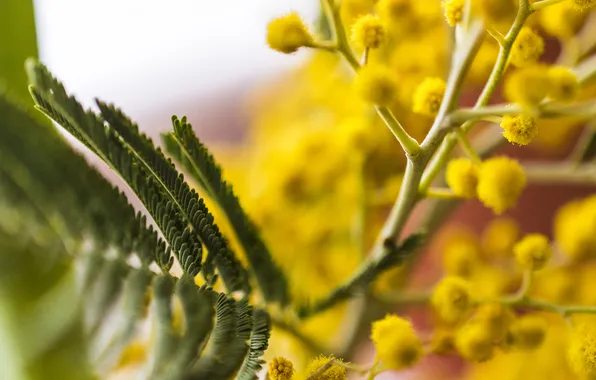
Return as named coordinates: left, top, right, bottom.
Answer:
left=413, top=77, right=446, bottom=116
left=472, top=303, right=515, bottom=342
left=443, top=234, right=481, bottom=278
left=568, top=324, right=596, bottom=375
left=500, top=114, right=538, bottom=146
left=268, top=357, right=294, bottom=380
left=432, top=276, right=472, bottom=323
left=371, top=314, right=423, bottom=370
left=351, top=15, right=386, bottom=49
left=445, top=158, right=479, bottom=199
left=514, top=234, right=552, bottom=271
left=510, top=27, right=544, bottom=67
left=305, top=355, right=347, bottom=380
left=504, top=65, right=550, bottom=107
left=548, top=66, right=579, bottom=102
left=539, top=1, right=587, bottom=39
left=507, top=315, right=547, bottom=350
left=266, top=13, right=314, bottom=54
left=355, top=65, right=398, bottom=106
left=477, top=156, right=526, bottom=214
left=455, top=322, right=495, bottom=362
left=482, top=217, right=519, bottom=259
left=572, top=0, right=596, bottom=10
left=442, top=0, right=465, bottom=26
left=377, top=0, right=413, bottom=22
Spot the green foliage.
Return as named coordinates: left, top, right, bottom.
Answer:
left=296, top=234, right=425, bottom=318
left=164, top=116, right=290, bottom=305
left=0, top=64, right=272, bottom=378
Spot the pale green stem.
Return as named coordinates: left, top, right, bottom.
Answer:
left=375, top=106, right=421, bottom=156
left=524, top=161, right=596, bottom=185
left=531, top=0, right=565, bottom=10
left=456, top=129, right=482, bottom=164
left=424, top=188, right=461, bottom=200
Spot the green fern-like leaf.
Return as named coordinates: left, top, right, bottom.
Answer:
left=1, top=92, right=271, bottom=380
left=26, top=60, right=255, bottom=293
left=164, top=116, right=290, bottom=305
left=237, top=309, right=271, bottom=380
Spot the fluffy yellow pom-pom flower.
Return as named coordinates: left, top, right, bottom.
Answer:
left=443, top=234, right=481, bottom=278
left=472, top=303, right=515, bottom=342
left=507, top=315, right=547, bottom=350
left=572, top=0, right=596, bottom=10
left=413, top=77, right=446, bottom=116
left=442, top=0, right=465, bottom=26
left=568, top=324, right=596, bottom=375
left=445, top=158, right=478, bottom=199
left=504, top=65, right=550, bottom=107
left=510, top=27, right=544, bottom=67
left=482, top=217, right=519, bottom=259
left=268, top=357, right=294, bottom=380
left=355, top=65, right=398, bottom=106
left=266, top=13, right=314, bottom=54
left=455, top=322, right=495, bottom=362
left=351, top=15, right=386, bottom=49
left=432, top=276, right=472, bottom=323
left=514, top=234, right=552, bottom=271
left=539, top=1, right=587, bottom=39
left=377, top=0, right=412, bottom=23
left=371, top=314, right=423, bottom=370
left=477, top=156, right=526, bottom=214
left=500, top=114, right=538, bottom=146
left=548, top=66, right=579, bottom=102
left=305, top=355, right=346, bottom=380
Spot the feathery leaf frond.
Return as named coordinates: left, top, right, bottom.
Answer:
left=164, top=116, right=290, bottom=305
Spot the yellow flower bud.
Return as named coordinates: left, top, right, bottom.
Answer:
left=569, top=323, right=596, bottom=375
left=432, top=276, right=472, bottom=323
left=442, top=0, right=465, bottom=26
left=548, top=66, right=579, bottom=102
left=371, top=314, right=423, bottom=370
left=500, top=114, right=538, bottom=146
left=455, top=322, right=495, bottom=362
left=443, top=233, right=481, bottom=278
left=413, top=77, right=446, bottom=116
left=355, top=65, right=398, bottom=106
left=510, top=27, right=544, bottom=67
left=539, top=1, right=587, bottom=39
left=266, top=13, right=314, bottom=54
left=472, top=303, right=515, bottom=342
left=377, top=0, right=413, bottom=23
left=504, top=65, right=550, bottom=107
left=351, top=15, right=386, bottom=49
left=572, top=0, right=596, bottom=10
left=506, top=315, right=547, bottom=350
left=514, top=234, right=552, bottom=271
left=477, top=156, right=526, bottom=214
left=445, top=158, right=479, bottom=199
left=268, top=357, right=294, bottom=380
left=482, top=217, right=519, bottom=259
left=305, top=355, right=347, bottom=380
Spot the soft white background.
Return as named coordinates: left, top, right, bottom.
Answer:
left=34, top=0, right=318, bottom=135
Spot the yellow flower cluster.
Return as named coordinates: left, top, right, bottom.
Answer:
left=269, top=357, right=295, bottom=380
left=246, top=0, right=596, bottom=378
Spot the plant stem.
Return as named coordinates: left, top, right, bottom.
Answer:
left=531, top=0, right=565, bottom=10
left=456, top=129, right=482, bottom=164
left=524, top=161, right=596, bottom=184
left=425, top=188, right=461, bottom=200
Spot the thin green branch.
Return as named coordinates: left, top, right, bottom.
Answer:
left=524, top=161, right=596, bottom=184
